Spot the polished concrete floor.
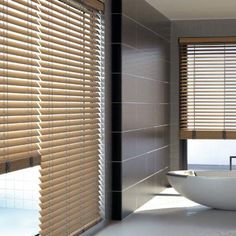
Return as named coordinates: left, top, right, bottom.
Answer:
left=95, top=188, right=236, bottom=236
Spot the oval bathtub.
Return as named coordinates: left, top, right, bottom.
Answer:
left=167, top=170, right=236, bottom=210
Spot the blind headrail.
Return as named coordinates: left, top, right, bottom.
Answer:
left=179, top=36, right=236, bottom=44
left=60, top=0, right=104, bottom=12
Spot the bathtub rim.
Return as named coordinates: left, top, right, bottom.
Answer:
left=167, top=170, right=236, bottom=179
left=167, top=170, right=196, bottom=178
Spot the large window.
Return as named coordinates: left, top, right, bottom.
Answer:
left=188, top=140, right=236, bottom=169
left=180, top=37, right=236, bottom=139
left=1, top=0, right=104, bottom=235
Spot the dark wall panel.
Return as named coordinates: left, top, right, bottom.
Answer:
left=111, top=0, right=171, bottom=220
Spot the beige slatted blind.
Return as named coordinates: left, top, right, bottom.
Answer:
left=180, top=37, right=236, bottom=139
left=0, top=0, right=41, bottom=173
left=1, top=0, right=104, bottom=234
left=37, top=0, right=103, bottom=235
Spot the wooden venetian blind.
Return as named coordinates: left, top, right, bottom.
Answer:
left=180, top=37, right=236, bottom=139
left=0, top=0, right=41, bottom=173
left=37, top=0, right=103, bottom=235
left=1, top=0, right=104, bottom=235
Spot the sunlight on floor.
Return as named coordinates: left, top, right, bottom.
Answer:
left=136, top=188, right=199, bottom=212
left=95, top=188, right=236, bottom=236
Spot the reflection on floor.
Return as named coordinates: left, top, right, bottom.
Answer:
left=0, top=208, right=39, bottom=236
left=95, top=188, right=236, bottom=236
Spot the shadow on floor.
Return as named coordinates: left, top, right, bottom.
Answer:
left=95, top=206, right=236, bottom=236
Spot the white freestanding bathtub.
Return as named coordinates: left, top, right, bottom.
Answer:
left=167, top=170, right=236, bottom=210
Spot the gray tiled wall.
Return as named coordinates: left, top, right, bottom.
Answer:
left=111, top=0, right=171, bottom=220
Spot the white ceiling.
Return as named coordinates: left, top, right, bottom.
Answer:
left=146, top=0, right=236, bottom=20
